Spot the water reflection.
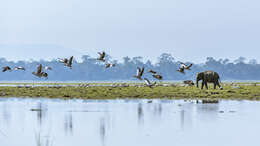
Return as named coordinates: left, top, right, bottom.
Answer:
left=35, top=131, right=53, bottom=146
left=99, top=117, right=106, bottom=146
left=153, top=103, right=162, bottom=118
left=0, top=98, right=259, bottom=146
left=1, top=103, right=11, bottom=127
left=64, top=113, right=73, bottom=135
left=137, top=103, right=144, bottom=125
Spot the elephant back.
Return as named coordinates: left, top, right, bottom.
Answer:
left=204, top=71, right=219, bottom=83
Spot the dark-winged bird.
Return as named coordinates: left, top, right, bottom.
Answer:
left=144, top=78, right=156, bottom=88
left=134, top=67, right=144, bottom=80
left=97, top=52, right=106, bottom=62
left=2, top=66, right=12, bottom=72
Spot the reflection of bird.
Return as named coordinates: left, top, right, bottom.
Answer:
left=14, top=66, right=25, bottom=71
left=32, top=64, right=48, bottom=79
left=97, top=52, right=106, bottom=62
left=134, top=67, right=144, bottom=80
left=2, top=66, right=12, bottom=72
left=59, top=56, right=73, bottom=69
left=152, top=74, right=163, bottom=80
left=179, top=62, right=193, bottom=70
left=148, top=69, right=157, bottom=74
left=144, top=78, right=156, bottom=88
left=105, top=63, right=115, bottom=69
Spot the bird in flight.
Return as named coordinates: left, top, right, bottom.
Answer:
left=134, top=67, right=144, bottom=80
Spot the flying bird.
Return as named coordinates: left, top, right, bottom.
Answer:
left=105, top=63, right=116, bottom=69
left=177, top=66, right=185, bottom=74
left=14, top=66, right=25, bottom=71
left=97, top=52, right=106, bottom=62
left=152, top=74, right=163, bottom=80
left=134, top=67, right=144, bottom=80
left=179, top=62, right=193, bottom=70
left=32, top=64, right=48, bottom=79
left=144, top=78, right=156, bottom=88
left=59, top=56, right=73, bottom=69
left=148, top=69, right=157, bottom=74
left=2, top=66, right=12, bottom=72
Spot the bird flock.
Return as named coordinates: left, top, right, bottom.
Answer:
left=1, top=51, right=193, bottom=87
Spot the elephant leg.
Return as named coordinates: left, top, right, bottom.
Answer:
left=201, top=82, right=204, bottom=89
left=205, top=82, right=208, bottom=89
left=214, top=82, right=217, bottom=89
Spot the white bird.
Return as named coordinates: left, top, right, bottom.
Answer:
left=144, top=78, right=156, bottom=88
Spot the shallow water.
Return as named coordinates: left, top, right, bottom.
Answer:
left=0, top=98, right=259, bottom=146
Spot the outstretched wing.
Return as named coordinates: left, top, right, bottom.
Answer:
left=137, top=67, right=141, bottom=76
left=37, top=64, right=42, bottom=74
left=140, top=67, right=144, bottom=76
left=144, top=78, right=151, bottom=85
left=187, top=63, right=192, bottom=68
left=69, top=56, right=73, bottom=65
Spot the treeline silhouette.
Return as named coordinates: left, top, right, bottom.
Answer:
left=0, top=53, right=259, bottom=81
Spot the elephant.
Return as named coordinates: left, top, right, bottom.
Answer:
left=196, top=71, right=223, bottom=90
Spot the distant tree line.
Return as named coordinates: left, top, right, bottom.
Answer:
left=0, top=54, right=259, bottom=81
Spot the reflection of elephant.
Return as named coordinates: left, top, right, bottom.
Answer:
left=196, top=71, right=223, bottom=90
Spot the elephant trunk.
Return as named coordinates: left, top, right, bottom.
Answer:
left=196, top=78, right=199, bottom=88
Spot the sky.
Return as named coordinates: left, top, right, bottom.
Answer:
left=0, top=0, right=260, bottom=63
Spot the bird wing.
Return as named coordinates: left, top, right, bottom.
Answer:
left=144, top=78, right=151, bottom=85
left=69, top=56, right=73, bottom=65
left=187, top=64, right=192, bottom=68
left=37, top=64, right=42, bottom=74
left=137, top=67, right=141, bottom=76
left=140, top=67, right=144, bottom=76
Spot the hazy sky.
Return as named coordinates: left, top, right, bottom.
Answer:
left=1, top=0, right=260, bottom=63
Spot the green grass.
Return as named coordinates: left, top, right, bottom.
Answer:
left=0, top=82, right=260, bottom=100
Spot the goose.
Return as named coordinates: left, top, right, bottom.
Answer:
left=105, top=63, right=116, bottom=69
left=59, top=56, right=73, bottom=69
left=148, top=69, right=157, bottom=74
left=177, top=66, right=185, bottom=74
left=144, top=78, right=156, bottom=88
left=134, top=67, right=144, bottom=80
left=152, top=74, right=163, bottom=80
left=97, top=52, right=106, bottom=62
left=2, top=66, right=12, bottom=72
left=179, top=62, right=193, bottom=70
left=41, top=72, right=48, bottom=79
left=14, top=66, right=25, bottom=71
left=32, top=64, right=43, bottom=78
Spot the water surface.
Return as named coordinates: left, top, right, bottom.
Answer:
left=0, top=98, right=259, bottom=146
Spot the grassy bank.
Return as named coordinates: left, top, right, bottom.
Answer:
left=0, top=82, right=260, bottom=100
